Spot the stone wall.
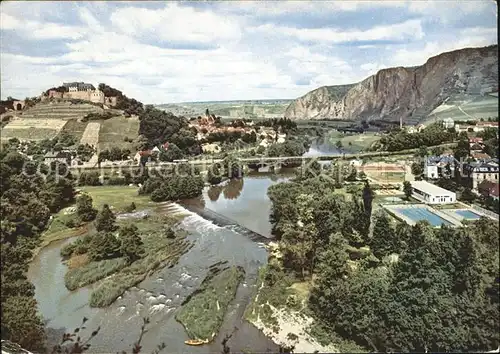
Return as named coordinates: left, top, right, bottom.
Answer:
left=40, top=86, right=117, bottom=106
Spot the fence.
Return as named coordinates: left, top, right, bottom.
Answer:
left=470, top=203, right=499, bottom=220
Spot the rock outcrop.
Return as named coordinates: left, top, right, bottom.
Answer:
left=284, top=45, right=498, bottom=123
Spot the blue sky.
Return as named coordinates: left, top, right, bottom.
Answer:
left=0, top=0, right=497, bottom=103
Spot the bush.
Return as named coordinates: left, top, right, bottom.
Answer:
left=65, top=218, right=76, bottom=228
left=124, top=202, right=136, bottom=213
left=60, top=243, right=76, bottom=258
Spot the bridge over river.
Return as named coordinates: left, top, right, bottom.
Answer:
left=68, top=142, right=457, bottom=173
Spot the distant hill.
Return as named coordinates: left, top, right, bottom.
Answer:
left=285, top=45, right=499, bottom=124
left=156, top=99, right=293, bottom=118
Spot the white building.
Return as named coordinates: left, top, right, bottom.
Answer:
left=442, top=118, right=454, bottom=129
left=410, top=181, right=456, bottom=204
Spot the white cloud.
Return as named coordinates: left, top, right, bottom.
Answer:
left=249, top=19, right=424, bottom=43
left=217, top=0, right=406, bottom=16
left=0, top=1, right=497, bottom=102
left=0, top=12, right=86, bottom=39
left=109, top=3, right=242, bottom=44
left=389, top=27, right=498, bottom=67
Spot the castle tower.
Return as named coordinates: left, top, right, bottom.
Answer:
left=400, top=117, right=403, bottom=129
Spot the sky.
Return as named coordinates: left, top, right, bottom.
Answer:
left=0, top=1, right=497, bottom=104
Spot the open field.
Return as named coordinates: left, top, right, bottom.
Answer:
left=98, top=116, right=140, bottom=151
left=80, top=186, right=153, bottom=212
left=1, top=118, right=68, bottom=141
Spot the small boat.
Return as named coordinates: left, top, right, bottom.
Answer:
left=184, top=339, right=208, bottom=346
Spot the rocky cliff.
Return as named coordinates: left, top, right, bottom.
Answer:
left=284, top=45, right=498, bottom=123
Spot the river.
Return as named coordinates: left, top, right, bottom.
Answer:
left=27, top=139, right=340, bottom=353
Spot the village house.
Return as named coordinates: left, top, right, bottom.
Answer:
left=424, top=155, right=457, bottom=179
left=201, top=143, right=221, bottom=153
left=478, top=180, right=500, bottom=201
left=455, top=122, right=497, bottom=134
left=463, top=159, right=500, bottom=191
left=406, top=124, right=426, bottom=134
left=469, top=137, right=485, bottom=152
left=442, top=118, right=455, bottom=129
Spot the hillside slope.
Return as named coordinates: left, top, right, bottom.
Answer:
left=284, top=45, right=498, bottom=123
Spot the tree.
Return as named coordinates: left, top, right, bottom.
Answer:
left=411, top=161, right=424, bottom=178
left=76, top=194, right=97, bottom=222
left=460, top=187, right=476, bottom=203
left=362, top=181, right=375, bottom=216
left=403, top=181, right=412, bottom=200
left=207, top=162, right=223, bottom=185
left=416, top=145, right=428, bottom=158
left=370, top=212, right=397, bottom=259
left=223, top=155, right=243, bottom=179
left=346, top=167, right=357, bottom=182
left=159, top=143, right=183, bottom=162
left=1, top=296, right=46, bottom=352
left=94, top=204, right=117, bottom=232
left=335, top=140, right=343, bottom=150
left=119, top=224, right=145, bottom=263
left=88, top=232, right=121, bottom=261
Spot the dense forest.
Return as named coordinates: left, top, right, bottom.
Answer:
left=1, top=151, right=76, bottom=350
left=267, top=163, right=499, bottom=352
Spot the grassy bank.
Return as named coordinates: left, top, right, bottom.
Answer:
left=176, top=265, right=245, bottom=341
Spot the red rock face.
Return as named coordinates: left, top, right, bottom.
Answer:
left=285, top=45, right=498, bottom=123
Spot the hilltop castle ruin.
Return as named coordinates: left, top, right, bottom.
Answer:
left=41, top=82, right=117, bottom=107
